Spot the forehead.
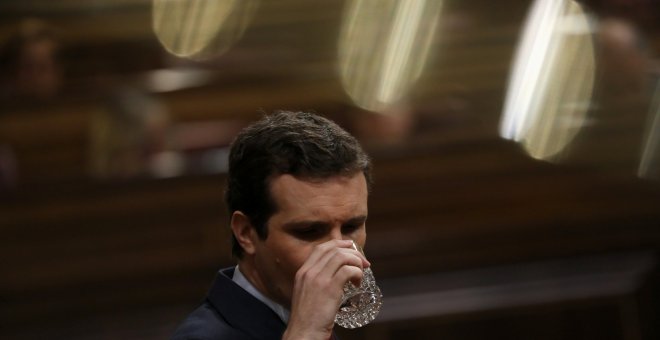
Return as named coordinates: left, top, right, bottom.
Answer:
left=268, top=173, right=368, bottom=219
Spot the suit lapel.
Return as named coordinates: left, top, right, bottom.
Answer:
left=207, top=267, right=287, bottom=340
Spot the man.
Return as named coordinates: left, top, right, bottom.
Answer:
left=173, top=111, right=373, bottom=340
left=0, top=18, right=62, bottom=100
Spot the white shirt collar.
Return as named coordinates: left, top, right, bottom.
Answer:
left=232, top=265, right=291, bottom=324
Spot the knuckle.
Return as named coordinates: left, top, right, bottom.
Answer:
left=295, top=268, right=310, bottom=281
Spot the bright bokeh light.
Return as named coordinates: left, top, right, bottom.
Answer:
left=499, top=0, right=596, bottom=161
left=145, top=68, right=212, bottom=93
left=638, top=79, right=660, bottom=180
left=152, top=0, right=258, bottom=60
left=338, top=0, right=442, bottom=113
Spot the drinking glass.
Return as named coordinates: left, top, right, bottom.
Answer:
left=334, top=241, right=383, bottom=329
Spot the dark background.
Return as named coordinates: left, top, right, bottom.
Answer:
left=0, top=0, right=659, bottom=339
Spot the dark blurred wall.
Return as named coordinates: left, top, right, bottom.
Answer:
left=0, top=0, right=659, bottom=339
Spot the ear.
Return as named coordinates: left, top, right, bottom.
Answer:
left=230, top=211, right=258, bottom=255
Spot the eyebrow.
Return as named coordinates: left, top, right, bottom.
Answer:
left=344, top=215, right=368, bottom=226
left=283, top=215, right=368, bottom=229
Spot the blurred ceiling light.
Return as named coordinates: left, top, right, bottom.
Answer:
left=338, top=0, right=442, bottom=112
left=144, top=67, right=212, bottom=93
left=152, top=0, right=258, bottom=60
left=638, top=79, right=660, bottom=180
left=499, top=0, right=595, bottom=161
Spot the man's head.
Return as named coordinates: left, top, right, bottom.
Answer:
left=0, top=18, right=61, bottom=99
left=226, top=111, right=371, bottom=258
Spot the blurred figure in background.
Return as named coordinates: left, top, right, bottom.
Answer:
left=347, top=104, right=416, bottom=149
left=590, top=0, right=659, bottom=96
left=88, top=86, right=183, bottom=179
left=598, top=18, right=649, bottom=98
left=0, top=18, right=62, bottom=101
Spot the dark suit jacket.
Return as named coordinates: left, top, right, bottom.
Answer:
left=171, top=267, right=286, bottom=340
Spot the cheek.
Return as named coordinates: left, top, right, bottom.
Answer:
left=286, top=249, right=309, bottom=273
left=277, top=246, right=312, bottom=277
left=266, top=241, right=298, bottom=269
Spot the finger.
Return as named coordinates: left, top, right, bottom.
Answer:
left=325, top=248, right=364, bottom=275
left=295, top=240, right=355, bottom=288
left=301, top=247, right=364, bottom=285
left=350, top=242, right=371, bottom=268
left=334, top=264, right=364, bottom=288
left=314, top=241, right=370, bottom=277
left=314, top=249, right=367, bottom=290
left=297, top=239, right=354, bottom=275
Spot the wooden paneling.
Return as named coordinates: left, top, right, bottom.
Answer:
left=1, top=0, right=659, bottom=339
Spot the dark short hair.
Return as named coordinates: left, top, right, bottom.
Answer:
left=226, top=111, right=371, bottom=258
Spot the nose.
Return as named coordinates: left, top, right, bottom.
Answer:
left=329, top=225, right=345, bottom=241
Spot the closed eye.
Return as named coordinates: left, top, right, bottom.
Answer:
left=341, top=218, right=366, bottom=235
left=291, top=224, right=326, bottom=240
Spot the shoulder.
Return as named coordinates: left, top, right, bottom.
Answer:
left=171, top=302, right=252, bottom=340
